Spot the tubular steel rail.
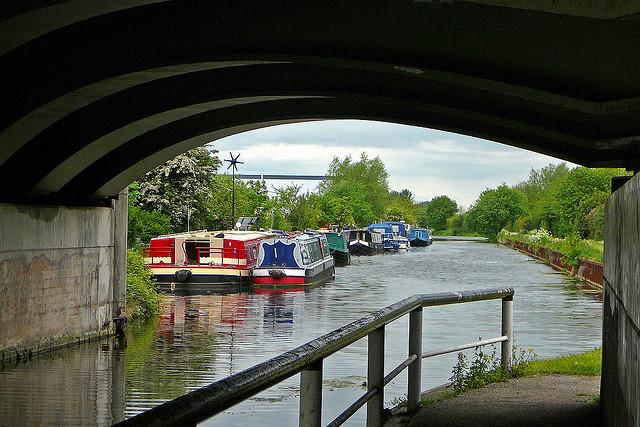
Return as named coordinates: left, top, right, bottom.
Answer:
left=114, top=287, right=514, bottom=427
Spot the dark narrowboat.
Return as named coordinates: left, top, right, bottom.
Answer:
left=348, top=229, right=384, bottom=255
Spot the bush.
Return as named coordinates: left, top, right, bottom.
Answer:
left=126, top=249, right=161, bottom=320
left=449, top=344, right=536, bottom=395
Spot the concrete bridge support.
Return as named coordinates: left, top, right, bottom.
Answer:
left=0, top=192, right=127, bottom=362
left=603, top=173, right=640, bottom=426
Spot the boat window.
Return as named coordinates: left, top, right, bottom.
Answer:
left=300, top=242, right=310, bottom=265
left=321, top=238, right=330, bottom=257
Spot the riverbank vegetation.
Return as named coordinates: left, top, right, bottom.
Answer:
left=450, top=164, right=624, bottom=241
left=126, top=249, right=162, bottom=320
left=126, top=147, right=455, bottom=240
left=420, top=346, right=602, bottom=406
left=498, top=229, right=604, bottom=265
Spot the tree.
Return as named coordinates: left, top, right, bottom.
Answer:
left=447, top=212, right=467, bottom=235
left=205, top=175, right=269, bottom=230
left=515, top=163, right=570, bottom=206
left=553, top=167, right=621, bottom=237
left=420, top=195, right=458, bottom=230
left=319, top=153, right=390, bottom=222
left=127, top=182, right=171, bottom=247
left=465, top=185, right=527, bottom=239
left=385, top=190, right=417, bottom=224
left=137, top=147, right=221, bottom=230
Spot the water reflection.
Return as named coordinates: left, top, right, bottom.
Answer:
left=0, top=337, right=125, bottom=426
left=0, top=242, right=603, bottom=426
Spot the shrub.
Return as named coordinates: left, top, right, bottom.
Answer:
left=449, top=344, right=536, bottom=395
left=126, top=249, right=161, bottom=320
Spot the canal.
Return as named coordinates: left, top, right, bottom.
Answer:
left=0, top=242, right=603, bottom=426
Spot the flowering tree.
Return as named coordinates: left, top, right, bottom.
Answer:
left=137, top=146, right=221, bottom=231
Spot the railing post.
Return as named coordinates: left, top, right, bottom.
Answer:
left=501, top=295, right=513, bottom=371
left=407, top=307, right=423, bottom=412
left=299, top=359, right=323, bottom=427
left=367, top=326, right=385, bottom=427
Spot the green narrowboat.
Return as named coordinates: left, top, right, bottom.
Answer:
left=319, top=230, right=351, bottom=266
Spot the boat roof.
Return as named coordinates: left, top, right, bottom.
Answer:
left=153, top=230, right=275, bottom=241
left=368, top=223, right=393, bottom=230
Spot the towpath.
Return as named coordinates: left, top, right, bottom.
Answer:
left=386, top=374, right=601, bottom=427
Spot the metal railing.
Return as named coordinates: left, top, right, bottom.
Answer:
left=114, top=287, right=514, bottom=427
left=143, top=246, right=251, bottom=267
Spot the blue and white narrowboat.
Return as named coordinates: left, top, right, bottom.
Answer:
left=252, top=234, right=336, bottom=288
left=409, top=227, right=433, bottom=246
left=382, top=221, right=411, bottom=249
left=368, top=223, right=401, bottom=251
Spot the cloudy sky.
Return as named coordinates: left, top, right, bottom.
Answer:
left=214, top=120, right=574, bottom=208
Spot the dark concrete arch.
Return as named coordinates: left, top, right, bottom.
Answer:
left=1, top=1, right=640, bottom=204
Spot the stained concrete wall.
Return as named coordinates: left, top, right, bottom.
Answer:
left=602, top=173, right=640, bottom=426
left=0, top=194, right=127, bottom=362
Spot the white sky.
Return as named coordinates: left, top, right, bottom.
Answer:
left=213, top=120, right=574, bottom=208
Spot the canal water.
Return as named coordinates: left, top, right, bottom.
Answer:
left=0, top=242, right=602, bottom=426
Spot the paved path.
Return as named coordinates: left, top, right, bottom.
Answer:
left=386, top=375, right=601, bottom=427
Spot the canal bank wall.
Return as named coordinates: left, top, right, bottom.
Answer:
left=0, top=192, right=127, bottom=363
left=500, top=240, right=603, bottom=290
left=602, top=173, right=640, bottom=427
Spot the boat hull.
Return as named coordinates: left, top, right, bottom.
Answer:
left=252, top=258, right=335, bottom=287
left=151, top=266, right=251, bottom=293
left=410, top=237, right=432, bottom=247
left=332, top=249, right=351, bottom=266
left=348, top=240, right=383, bottom=256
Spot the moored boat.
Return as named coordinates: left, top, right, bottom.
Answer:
left=409, top=227, right=433, bottom=246
left=318, top=230, right=351, bottom=266
left=143, top=230, right=274, bottom=292
left=252, top=233, right=336, bottom=288
left=348, top=228, right=384, bottom=255
left=382, top=221, right=411, bottom=249
left=368, top=223, right=401, bottom=251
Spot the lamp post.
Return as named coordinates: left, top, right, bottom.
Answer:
left=224, top=152, right=243, bottom=230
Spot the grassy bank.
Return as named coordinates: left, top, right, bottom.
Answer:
left=420, top=346, right=602, bottom=406
left=522, top=348, right=601, bottom=376
left=126, top=249, right=161, bottom=320
left=498, top=229, right=603, bottom=265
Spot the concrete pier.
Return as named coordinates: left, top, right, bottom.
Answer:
left=602, top=173, right=640, bottom=426
left=0, top=192, right=127, bottom=362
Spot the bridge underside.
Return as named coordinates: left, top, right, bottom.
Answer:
left=1, top=3, right=640, bottom=426
left=1, top=1, right=640, bottom=204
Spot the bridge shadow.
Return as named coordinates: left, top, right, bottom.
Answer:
left=387, top=375, right=602, bottom=427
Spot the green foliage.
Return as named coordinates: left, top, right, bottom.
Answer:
left=319, top=153, right=390, bottom=225
left=385, top=191, right=418, bottom=224
left=421, top=195, right=458, bottom=230
left=465, top=185, right=527, bottom=240
left=498, top=229, right=603, bottom=264
left=126, top=249, right=161, bottom=320
left=553, top=168, right=620, bottom=237
left=128, top=182, right=171, bottom=247
left=205, top=175, right=269, bottom=230
left=137, top=147, right=221, bottom=231
left=522, top=348, right=602, bottom=376
left=449, top=344, right=536, bottom=395
left=446, top=212, right=467, bottom=235
left=515, top=163, right=570, bottom=207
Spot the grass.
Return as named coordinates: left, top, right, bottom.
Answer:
left=420, top=346, right=602, bottom=406
left=522, top=347, right=602, bottom=376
